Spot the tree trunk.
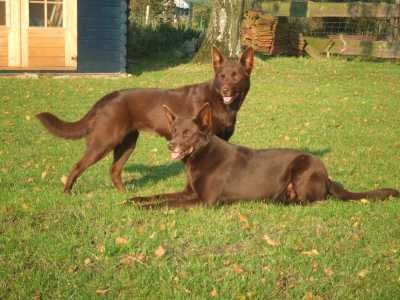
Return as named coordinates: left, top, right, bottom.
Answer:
left=193, top=0, right=248, bottom=63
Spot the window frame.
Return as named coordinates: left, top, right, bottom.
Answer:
left=0, top=0, right=8, bottom=27
left=29, top=0, right=63, bottom=28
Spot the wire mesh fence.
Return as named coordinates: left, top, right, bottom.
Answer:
left=245, top=0, right=400, bottom=58
left=257, top=0, right=400, bottom=41
left=289, top=17, right=399, bottom=41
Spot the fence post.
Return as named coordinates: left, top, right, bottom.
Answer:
left=145, top=5, right=150, bottom=26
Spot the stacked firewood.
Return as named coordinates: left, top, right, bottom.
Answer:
left=241, top=10, right=305, bottom=55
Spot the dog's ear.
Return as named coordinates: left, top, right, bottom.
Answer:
left=194, top=103, right=212, bottom=132
left=240, top=47, right=254, bottom=75
left=162, top=105, right=176, bottom=130
left=211, top=46, right=224, bottom=72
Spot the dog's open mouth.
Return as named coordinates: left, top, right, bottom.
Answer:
left=170, top=146, right=194, bottom=160
left=223, top=96, right=233, bottom=104
left=222, top=94, right=238, bottom=105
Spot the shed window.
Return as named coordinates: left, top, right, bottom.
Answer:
left=29, top=0, right=63, bottom=27
left=0, top=1, right=5, bottom=26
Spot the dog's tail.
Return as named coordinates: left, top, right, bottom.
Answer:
left=36, top=111, right=94, bottom=140
left=328, top=180, right=399, bottom=201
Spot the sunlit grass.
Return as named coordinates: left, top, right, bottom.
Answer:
left=1, top=57, right=399, bottom=299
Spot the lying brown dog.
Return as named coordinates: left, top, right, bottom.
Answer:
left=37, top=47, right=254, bottom=193
left=129, top=104, right=399, bottom=208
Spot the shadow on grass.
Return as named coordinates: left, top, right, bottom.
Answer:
left=300, top=147, right=331, bottom=158
left=125, top=162, right=184, bottom=188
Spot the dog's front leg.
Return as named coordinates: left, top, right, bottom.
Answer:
left=128, top=191, right=201, bottom=209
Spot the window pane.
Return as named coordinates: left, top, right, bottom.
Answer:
left=47, top=3, right=63, bottom=27
left=29, top=3, right=45, bottom=27
left=0, top=2, right=5, bottom=26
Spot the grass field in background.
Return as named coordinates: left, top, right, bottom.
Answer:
left=1, top=57, right=400, bottom=299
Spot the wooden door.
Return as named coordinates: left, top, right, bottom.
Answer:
left=0, top=0, right=9, bottom=67
left=0, top=0, right=77, bottom=70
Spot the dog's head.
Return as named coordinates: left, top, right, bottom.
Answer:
left=163, top=103, right=212, bottom=161
left=212, top=46, right=254, bottom=107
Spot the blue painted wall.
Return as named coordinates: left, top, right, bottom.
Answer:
left=78, top=0, right=128, bottom=73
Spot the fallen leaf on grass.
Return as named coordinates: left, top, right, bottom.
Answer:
left=41, top=170, right=48, bottom=179
left=97, top=243, right=105, bottom=253
left=238, top=213, right=248, bottom=223
left=120, top=254, right=145, bottom=266
left=115, top=237, right=128, bottom=246
left=60, top=175, right=68, bottom=185
left=315, top=224, right=322, bottom=237
left=68, top=265, right=79, bottom=273
left=238, top=213, right=250, bottom=230
left=84, top=258, right=92, bottom=266
left=303, top=291, right=324, bottom=300
left=262, top=234, right=280, bottom=246
left=357, top=269, right=368, bottom=278
left=312, top=261, right=319, bottom=272
left=351, top=233, right=361, bottom=241
left=210, top=288, right=218, bottom=297
left=262, top=265, right=271, bottom=271
left=324, top=267, right=333, bottom=277
left=33, top=290, right=41, bottom=300
left=96, top=288, right=109, bottom=295
left=232, top=264, right=244, bottom=274
left=302, top=249, right=319, bottom=257
left=155, top=245, right=166, bottom=258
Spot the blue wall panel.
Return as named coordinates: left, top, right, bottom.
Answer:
left=78, top=0, right=128, bottom=73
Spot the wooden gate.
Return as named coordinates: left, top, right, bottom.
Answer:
left=0, top=0, right=77, bottom=70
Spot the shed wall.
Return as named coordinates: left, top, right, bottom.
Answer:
left=78, top=0, right=127, bottom=72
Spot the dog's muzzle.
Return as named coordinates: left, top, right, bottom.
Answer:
left=169, top=145, right=194, bottom=160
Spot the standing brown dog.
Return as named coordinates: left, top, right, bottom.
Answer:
left=129, top=104, right=399, bottom=208
left=37, top=47, right=254, bottom=193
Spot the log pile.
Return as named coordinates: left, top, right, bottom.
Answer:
left=241, top=10, right=305, bottom=55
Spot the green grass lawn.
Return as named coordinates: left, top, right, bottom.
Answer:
left=1, top=57, right=400, bottom=299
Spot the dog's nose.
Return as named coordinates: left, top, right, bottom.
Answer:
left=222, top=87, right=230, bottom=95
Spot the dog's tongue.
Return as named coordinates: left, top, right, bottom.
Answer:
left=223, top=96, right=233, bottom=104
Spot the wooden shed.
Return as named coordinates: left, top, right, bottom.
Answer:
left=0, top=0, right=128, bottom=73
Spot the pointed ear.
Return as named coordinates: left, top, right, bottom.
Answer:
left=211, top=46, right=224, bottom=72
left=162, top=105, right=176, bottom=129
left=194, top=103, right=212, bottom=132
left=240, top=47, right=254, bottom=75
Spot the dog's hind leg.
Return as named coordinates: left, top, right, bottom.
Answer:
left=64, top=143, right=112, bottom=193
left=110, top=131, right=139, bottom=192
left=294, top=171, right=328, bottom=203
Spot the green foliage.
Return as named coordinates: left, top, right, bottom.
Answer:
left=191, top=3, right=211, bottom=30
left=1, top=57, right=400, bottom=299
left=127, top=23, right=201, bottom=59
left=127, top=0, right=209, bottom=59
left=129, top=0, right=166, bottom=25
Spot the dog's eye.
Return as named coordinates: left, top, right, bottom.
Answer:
left=231, top=71, right=237, bottom=78
left=220, top=73, right=226, bottom=79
